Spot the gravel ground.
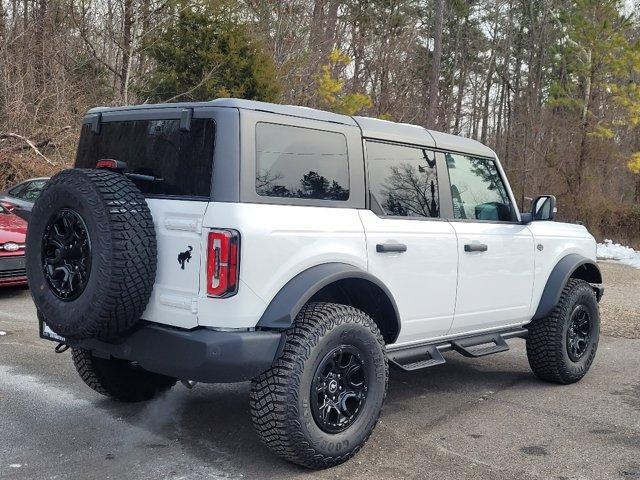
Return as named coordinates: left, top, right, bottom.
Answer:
left=0, top=262, right=639, bottom=479
left=598, top=261, right=640, bottom=339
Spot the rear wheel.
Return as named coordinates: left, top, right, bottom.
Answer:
left=250, top=303, right=387, bottom=469
left=526, top=279, right=600, bottom=384
left=72, top=348, right=176, bottom=402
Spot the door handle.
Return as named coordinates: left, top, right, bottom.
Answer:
left=376, top=243, right=407, bottom=253
left=464, top=243, right=488, bottom=252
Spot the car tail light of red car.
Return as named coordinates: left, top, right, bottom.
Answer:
left=206, top=229, right=240, bottom=297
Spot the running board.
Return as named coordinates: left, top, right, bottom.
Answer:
left=388, top=345, right=446, bottom=372
left=451, top=333, right=509, bottom=358
left=387, top=328, right=528, bottom=372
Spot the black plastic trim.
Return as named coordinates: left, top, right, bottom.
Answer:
left=256, top=262, right=401, bottom=336
left=64, top=323, right=283, bottom=383
left=532, top=254, right=603, bottom=320
left=387, top=327, right=528, bottom=371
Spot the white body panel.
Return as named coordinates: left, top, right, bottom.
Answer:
left=197, top=202, right=367, bottom=329
left=132, top=101, right=598, bottom=347
left=143, top=202, right=597, bottom=343
left=526, top=221, right=597, bottom=318
left=358, top=210, right=458, bottom=344
left=448, top=222, right=535, bottom=335
left=141, top=199, right=207, bottom=329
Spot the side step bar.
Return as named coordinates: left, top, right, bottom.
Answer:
left=387, top=328, right=528, bottom=373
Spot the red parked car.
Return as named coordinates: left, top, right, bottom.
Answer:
left=0, top=203, right=27, bottom=287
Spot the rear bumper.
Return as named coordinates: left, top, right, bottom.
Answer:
left=68, top=323, right=284, bottom=383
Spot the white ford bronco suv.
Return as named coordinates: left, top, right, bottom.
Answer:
left=26, top=98, right=604, bottom=469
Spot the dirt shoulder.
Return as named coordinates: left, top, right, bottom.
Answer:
left=598, top=261, right=640, bottom=339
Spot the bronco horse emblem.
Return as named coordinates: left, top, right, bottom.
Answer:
left=178, top=246, right=193, bottom=270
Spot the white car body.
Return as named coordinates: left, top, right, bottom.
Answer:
left=44, top=98, right=603, bottom=469
left=110, top=99, right=598, bottom=350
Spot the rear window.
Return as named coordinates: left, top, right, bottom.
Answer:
left=255, top=123, right=350, bottom=201
left=75, top=119, right=215, bottom=198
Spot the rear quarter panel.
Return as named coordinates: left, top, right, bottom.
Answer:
left=527, top=221, right=597, bottom=319
left=198, top=202, right=367, bottom=329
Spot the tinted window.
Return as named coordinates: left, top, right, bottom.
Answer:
left=445, top=153, right=513, bottom=221
left=20, top=180, right=47, bottom=201
left=255, top=123, right=349, bottom=201
left=366, top=141, right=439, bottom=218
left=75, top=119, right=215, bottom=197
left=8, top=183, right=26, bottom=196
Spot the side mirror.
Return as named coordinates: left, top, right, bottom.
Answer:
left=531, top=195, right=557, bottom=221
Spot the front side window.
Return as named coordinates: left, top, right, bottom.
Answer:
left=255, top=123, right=349, bottom=201
left=366, top=141, right=439, bottom=218
left=446, top=153, right=513, bottom=221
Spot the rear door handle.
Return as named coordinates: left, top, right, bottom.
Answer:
left=464, top=243, right=488, bottom=252
left=376, top=243, right=407, bottom=253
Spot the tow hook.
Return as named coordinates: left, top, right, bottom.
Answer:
left=54, top=342, right=69, bottom=353
left=181, top=380, right=197, bottom=389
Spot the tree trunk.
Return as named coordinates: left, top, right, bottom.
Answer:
left=120, top=0, right=134, bottom=103
left=576, top=55, right=594, bottom=194
left=426, top=0, right=444, bottom=129
left=480, top=54, right=495, bottom=144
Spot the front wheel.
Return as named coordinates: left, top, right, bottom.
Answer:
left=526, top=279, right=600, bottom=384
left=250, top=303, right=388, bottom=469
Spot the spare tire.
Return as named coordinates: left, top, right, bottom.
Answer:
left=26, top=168, right=157, bottom=340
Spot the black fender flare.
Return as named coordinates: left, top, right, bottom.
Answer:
left=532, top=254, right=603, bottom=320
left=256, top=262, right=401, bottom=335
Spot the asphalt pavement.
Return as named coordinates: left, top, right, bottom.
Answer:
left=0, top=263, right=639, bottom=480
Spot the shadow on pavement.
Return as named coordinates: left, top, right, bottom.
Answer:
left=90, top=352, right=536, bottom=478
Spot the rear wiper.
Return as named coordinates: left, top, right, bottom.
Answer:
left=125, top=172, right=165, bottom=182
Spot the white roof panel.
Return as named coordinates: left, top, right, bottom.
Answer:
left=353, top=116, right=495, bottom=158
left=353, top=116, right=436, bottom=148
left=88, top=98, right=496, bottom=158
left=426, top=130, right=496, bottom=158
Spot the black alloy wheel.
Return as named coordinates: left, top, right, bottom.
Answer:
left=566, top=305, right=592, bottom=362
left=526, top=278, right=600, bottom=384
left=42, top=208, right=92, bottom=301
left=311, top=345, right=368, bottom=433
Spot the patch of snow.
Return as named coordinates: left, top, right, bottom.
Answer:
left=597, top=239, right=640, bottom=269
left=0, top=331, right=6, bottom=336
left=9, top=464, right=21, bottom=468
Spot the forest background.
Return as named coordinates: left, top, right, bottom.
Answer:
left=2, top=0, right=640, bottom=245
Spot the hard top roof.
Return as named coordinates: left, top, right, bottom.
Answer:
left=87, top=98, right=496, bottom=158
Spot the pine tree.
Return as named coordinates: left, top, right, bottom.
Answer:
left=139, top=4, right=280, bottom=102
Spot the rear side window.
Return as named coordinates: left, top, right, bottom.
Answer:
left=75, top=119, right=215, bottom=198
left=445, top=153, right=514, bottom=221
left=255, top=123, right=349, bottom=201
left=366, top=141, right=440, bottom=218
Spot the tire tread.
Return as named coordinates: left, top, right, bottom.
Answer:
left=249, top=302, right=388, bottom=469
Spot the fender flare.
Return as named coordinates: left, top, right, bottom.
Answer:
left=256, top=262, right=401, bottom=335
left=532, top=253, right=603, bottom=320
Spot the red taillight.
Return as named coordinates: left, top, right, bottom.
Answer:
left=96, top=159, right=127, bottom=171
left=207, top=229, right=240, bottom=297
